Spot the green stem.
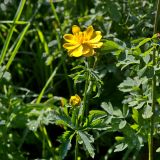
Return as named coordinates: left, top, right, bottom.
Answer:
left=81, top=61, right=90, bottom=123
left=49, top=0, right=61, bottom=31
left=149, top=1, right=160, bottom=160
left=122, top=147, right=133, bottom=160
left=75, top=134, right=79, bottom=160
left=42, top=130, right=46, bottom=158
left=40, top=125, right=54, bottom=158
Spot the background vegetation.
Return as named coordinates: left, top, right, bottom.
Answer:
left=0, top=0, right=160, bottom=159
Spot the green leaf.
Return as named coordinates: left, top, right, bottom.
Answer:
left=0, top=0, right=26, bottom=65
left=89, top=110, right=106, bottom=117
left=78, top=131, right=95, bottom=158
left=152, top=33, right=158, bottom=39
left=89, top=118, right=107, bottom=130
left=131, top=37, right=146, bottom=44
left=71, top=107, right=79, bottom=127
left=137, top=66, right=147, bottom=77
left=56, top=109, right=75, bottom=129
left=10, top=102, right=56, bottom=129
left=6, top=22, right=30, bottom=70
left=107, top=1, right=121, bottom=22
left=156, top=147, right=160, bottom=152
left=27, top=109, right=56, bottom=131
left=58, top=131, right=74, bottom=159
left=143, top=54, right=150, bottom=64
left=102, top=40, right=123, bottom=52
left=132, top=108, right=139, bottom=123
left=134, top=38, right=151, bottom=49
left=135, top=102, right=145, bottom=109
left=101, top=102, right=113, bottom=115
left=122, top=105, right=129, bottom=117
left=142, top=105, right=153, bottom=119
left=37, top=28, right=49, bottom=55
left=114, top=143, right=128, bottom=152
left=119, top=120, right=127, bottom=129
left=45, top=55, right=53, bottom=66
left=119, top=77, right=141, bottom=92
left=142, top=46, right=154, bottom=57
left=113, top=108, right=123, bottom=118
left=130, top=124, right=139, bottom=130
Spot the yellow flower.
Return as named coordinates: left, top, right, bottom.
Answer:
left=69, top=94, right=81, bottom=106
left=63, top=25, right=103, bottom=57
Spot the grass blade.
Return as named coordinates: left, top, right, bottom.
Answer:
left=0, top=0, right=26, bottom=65
left=6, top=23, right=30, bottom=70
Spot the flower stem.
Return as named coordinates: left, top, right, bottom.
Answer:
left=149, top=0, right=160, bottom=160
left=81, top=60, right=90, bottom=123
left=75, top=134, right=79, bottom=160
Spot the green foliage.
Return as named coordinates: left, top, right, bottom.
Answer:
left=78, top=131, right=95, bottom=158
left=58, top=131, right=73, bottom=159
left=0, top=0, right=160, bottom=160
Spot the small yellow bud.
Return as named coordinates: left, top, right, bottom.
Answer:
left=69, top=94, right=81, bottom=106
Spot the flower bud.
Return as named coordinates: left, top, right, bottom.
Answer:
left=69, top=94, right=81, bottom=106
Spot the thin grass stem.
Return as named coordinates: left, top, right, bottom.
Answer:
left=6, top=23, right=30, bottom=70
left=49, top=0, right=72, bottom=96
left=0, top=0, right=26, bottom=65
left=149, top=0, right=160, bottom=160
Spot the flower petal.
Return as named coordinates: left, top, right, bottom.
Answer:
left=88, top=31, right=102, bottom=43
left=90, top=42, right=103, bottom=48
left=63, top=43, right=80, bottom=50
left=82, top=44, right=91, bottom=55
left=85, top=25, right=94, bottom=40
left=68, top=45, right=83, bottom=57
left=72, top=25, right=81, bottom=34
left=63, top=34, right=76, bottom=43
left=83, top=48, right=95, bottom=57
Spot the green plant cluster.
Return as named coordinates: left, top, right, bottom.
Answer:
left=0, top=0, right=160, bottom=160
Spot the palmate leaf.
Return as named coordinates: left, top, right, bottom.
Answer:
left=87, top=110, right=107, bottom=123
left=83, top=111, right=108, bottom=130
left=27, top=109, right=56, bottom=131
left=58, top=131, right=75, bottom=159
left=88, top=69, right=103, bottom=98
left=101, top=102, right=123, bottom=118
left=56, top=108, right=75, bottom=129
left=118, top=77, right=141, bottom=92
left=118, top=54, right=140, bottom=70
left=101, top=102, right=113, bottom=115
left=78, top=131, right=95, bottom=158
left=11, top=102, right=57, bottom=129
left=69, top=65, right=86, bottom=83
left=89, top=118, right=107, bottom=130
